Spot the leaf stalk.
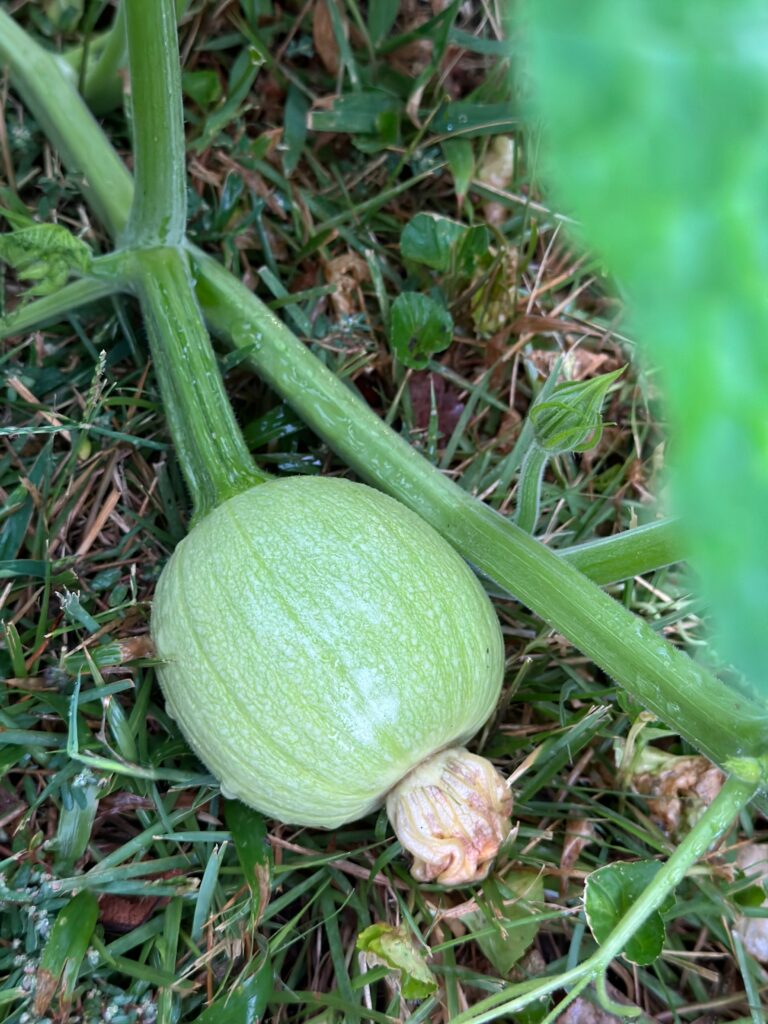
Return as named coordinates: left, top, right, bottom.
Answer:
left=123, top=0, right=187, bottom=247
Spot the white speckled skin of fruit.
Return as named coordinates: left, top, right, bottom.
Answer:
left=151, top=476, right=505, bottom=829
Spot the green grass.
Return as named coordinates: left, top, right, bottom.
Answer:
left=1, top=3, right=766, bottom=1022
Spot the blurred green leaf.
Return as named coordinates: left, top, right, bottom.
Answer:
left=401, top=213, right=489, bottom=277
left=523, top=0, right=768, bottom=704
left=0, top=223, right=91, bottom=298
left=226, top=799, right=272, bottom=928
left=44, top=0, right=83, bottom=31
left=400, top=213, right=465, bottom=272
left=195, top=972, right=272, bottom=1023
left=192, top=948, right=272, bottom=1023
left=51, top=768, right=100, bottom=870
left=461, top=871, right=544, bottom=976
left=733, top=883, right=767, bottom=909
left=388, top=292, right=453, bottom=369
left=308, top=91, right=401, bottom=135
left=585, top=860, right=675, bottom=966
left=357, top=923, right=437, bottom=999
left=368, top=0, right=398, bottom=46
left=441, top=138, right=475, bottom=204
left=34, top=891, right=98, bottom=1018
left=182, top=69, right=222, bottom=107
left=283, top=84, right=309, bottom=177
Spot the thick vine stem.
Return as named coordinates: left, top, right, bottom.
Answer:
left=386, top=748, right=513, bottom=886
left=128, top=247, right=268, bottom=518
left=123, top=0, right=187, bottom=247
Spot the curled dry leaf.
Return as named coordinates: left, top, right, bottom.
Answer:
left=116, top=634, right=156, bottom=661
left=324, top=252, right=369, bottom=317
left=619, top=742, right=725, bottom=838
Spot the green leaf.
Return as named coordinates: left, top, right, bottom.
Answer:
left=401, top=213, right=465, bottom=272
left=191, top=952, right=272, bottom=1023
left=357, top=923, right=437, bottom=1000
left=522, top=0, right=768, bottom=704
left=282, top=84, right=309, bottom=177
left=441, top=138, right=475, bottom=204
left=225, top=799, right=272, bottom=928
left=34, top=891, right=99, bottom=1018
left=431, top=102, right=518, bottom=139
left=0, top=224, right=92, bottom=298
left=388, top=292, right=454, bottom=370
left=733, top=883, right=767, bottom=909
left=400, top=213, right=489, bottom=276
left=368, top=0, right=399, bottom=46
left=44, top=0, right=83, bottom=31
left=585, top=860, right=675, bottom=966
left=182, top=69, right=222, bottom=108
left=455, top=224, right=491, bottom=275
left=529, top=367, right=624, bottom=454
left=461, top=871, right=544, bottom=976
left=51, top=768, right=101, bottom=871
left=308, top=91, right=401, bottom=135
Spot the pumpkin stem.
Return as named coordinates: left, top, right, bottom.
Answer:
left=386, top=747, right=513, bottom=886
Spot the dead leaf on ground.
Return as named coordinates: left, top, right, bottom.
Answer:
left=408, top=371, right=465, bottom=435
left=324, top=253, right=369, bottom=317
left=387, top=30, right=433, bottom=82
left=313, top=0, right=346, bottom=75
left=618, top=742, right=725, bottom=838
left=98, top=868, right=186, bottom=933
left=528, top=349, right=617, bottom=382
left=560, top=816, right=596, bottom=895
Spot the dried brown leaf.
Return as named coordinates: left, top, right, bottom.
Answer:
left=313, top=0, right=345, bottom=76
left=560, top=816, right=596, bottom=879
left=632, top=755, right=725, bottom=837
left=528, top=349, right=616, bottom=381
left=408, top=372, right=465, bottom=435
left=324, top=253, right=369, bottom=317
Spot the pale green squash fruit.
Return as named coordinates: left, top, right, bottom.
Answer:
left=152, top=476, right=506, bottom=838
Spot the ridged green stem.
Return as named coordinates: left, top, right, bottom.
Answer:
left=128, top=248, right=267, bottom=519
left=514, top=445, right=549, bottom=533
left=561, top=518, right=682, bottom=585
left=123, top=0, right=186, bottom=246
